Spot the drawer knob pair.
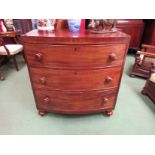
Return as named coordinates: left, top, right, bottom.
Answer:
left=105, top=76, right=113, bottom=83
left=39, top=77, right=46, bottom=85
left=44, top=96, right=50, bottom=104
left=35, top=53, right=43, bottom=61
left=109, top=53, right=117, bottom=61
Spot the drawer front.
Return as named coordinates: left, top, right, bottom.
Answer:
left=30, top=67, right=121, bottom=91
left=24, top=44, right=126, bottom=68
left=34, top=89, right=117, bottom=113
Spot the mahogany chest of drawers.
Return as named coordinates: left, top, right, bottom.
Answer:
left=22, top=29, right=130, bottom=116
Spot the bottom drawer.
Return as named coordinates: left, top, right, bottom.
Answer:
left=34, top=89, right=118, bottom=114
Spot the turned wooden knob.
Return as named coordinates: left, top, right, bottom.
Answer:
left=103, top=97, right=109, bottom=103
left=39, top=77, right=46, bottom=85
left=105, top=76, right=112, bottom=83
left=44, top=96, right=50, bottom=104
left=109, top=53, right=117, bottom=61
left=35, top=53, right=43, bottom=61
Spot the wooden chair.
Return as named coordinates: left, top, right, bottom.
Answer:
left=142, top=62, right=155, bottom=103
left=0, top=31, right=25, bottom=71
left=130, top=44, right=155, bottom=78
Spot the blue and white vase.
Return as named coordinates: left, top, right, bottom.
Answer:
left=67, top=19, right=81, bottom=33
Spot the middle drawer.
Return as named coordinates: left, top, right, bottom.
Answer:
left=29, top=67, right=121, bottom=91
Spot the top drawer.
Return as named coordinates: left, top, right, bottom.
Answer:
left=24, top=44, right=126, bottom=68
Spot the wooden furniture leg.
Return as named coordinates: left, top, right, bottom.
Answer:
left=12, top=56, right=19, bottom=71
left=22, top=52, right=26, bottom=63
left=104, top=110, right=113, bottom=116
left=0, top=74, right=5, bottom=81
left=38, top=110, right=46, bottom=116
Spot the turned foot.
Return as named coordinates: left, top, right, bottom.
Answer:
left=105, top=110, right=113, bottom=116
left=0, top=74, right=5, bottom=81
left=141, top=89, right=147, bottom=95
left=38, top=111, right=46, bottom=116
left=130, top=74, right=135, bottom=78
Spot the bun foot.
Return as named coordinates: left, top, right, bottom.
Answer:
left=105, top=110, right=113, bottom=116
left=38, top=111, right=46, bottom=116
left=0, top=74, right=5, bottom=81
left=141, top=88, right=147, bottom=95
left=130, top=74, right=135, bottom=78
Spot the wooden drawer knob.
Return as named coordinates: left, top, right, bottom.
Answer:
left=39, top=77, right=46, bottom=85
left=103, top=97, right=109, bottom=103
left=35, top=53, right=43, bottom=61
left=105, top=76, right=113, bottom=83
left=43, top=96, right=50, bottom=104
left=109, top=53, right=117, bottom=61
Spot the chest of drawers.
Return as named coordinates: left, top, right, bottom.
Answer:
left=22, top=30, right=130, bottom=116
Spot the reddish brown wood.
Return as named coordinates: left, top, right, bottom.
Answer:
left=105, top=110, right=113, bottom=116
left=130, top=45, right=155, bottom=78
left=35, top=89, right=117, bottom=114
left=116, top=19, right=144, bottom=50
left=22, top=29, right=129, bottom=44
left=0, top=73, right=5, bottom=81
left=142, top=82, right=155, bottom=103
left=38, top=110, right=46, bottom=116
left=142, top=20, right=155, bottom=46
left=29, top=67, right=121, bottom=91
left=141, top=63, right=155, bottom=103
left=24, top=44, right=126, bottom=69
left=22, top=29, right=130, bottom=116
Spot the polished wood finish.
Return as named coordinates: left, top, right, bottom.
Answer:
left=22, top=29, right=130, bottom=116
left=0, top=30, right=21, bottom=45
left=142, top=63, right=155, bottom=103
left=29, top=67, right=121, bottom=91
left=35, top=89, right=117, bottom=114
left=24, top=44, right=126, bottom=68
left=130, top=44, right=155, bottom=78
left=116, top=19, right=144, bottom=50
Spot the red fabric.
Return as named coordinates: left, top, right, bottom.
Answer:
left=0, top=20, right=3, bottom=32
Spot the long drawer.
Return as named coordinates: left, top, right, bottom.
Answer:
left=30, top=67, right=121, bottom=91
left=24, top=44, right=126, bottom=68
left=34, top=88, right=117, bottom=114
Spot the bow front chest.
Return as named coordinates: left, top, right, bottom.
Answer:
left=22, top=30, right=130, bottom=116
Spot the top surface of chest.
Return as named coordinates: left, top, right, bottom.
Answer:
left=22, top=29, right=130, bottom=44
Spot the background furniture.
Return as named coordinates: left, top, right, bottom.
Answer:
left=116, top=19, right=144, bottom=50
left=85, top=19, right=144, bottom=51
left=142, top=20, right=155, bottom=46
left=130, top=44, right=155, bottom=78
left=22, top=29, right=130, bottom=116
left=142, top=62, right=155, bottom=103
left=13, top=19, right=33, bottom=34
left=0, top=31, right=24, bottom=71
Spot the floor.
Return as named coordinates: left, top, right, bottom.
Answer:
left=0, top=54, right=155, bottom=135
